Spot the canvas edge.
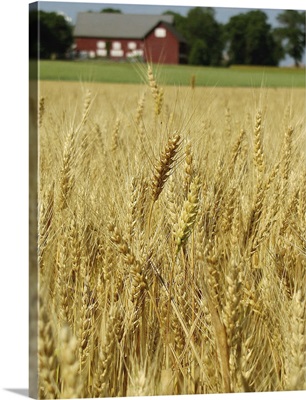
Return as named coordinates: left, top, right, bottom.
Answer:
left=29, top=1, right=39, bottom=398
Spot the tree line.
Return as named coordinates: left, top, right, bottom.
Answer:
left=167, top=7, right=305, bottom=67
left=29, top=7, right=305, bottom=67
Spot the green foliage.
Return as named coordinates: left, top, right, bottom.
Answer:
left=29, top=10, right=73, bottom=59
left=29, top=9, right=39, bottom=59
left=163, top=11, right=188, bottom=38
left=225, top=10, right=283, bottom=66
left=164, top=7, right=224, bottom=66
left=186, top=7, right=224, bottom=66
left=275, top=10, right=306, bottom=66
left=100, top=8, right=122, bottom=13
left=188, top=39, right=208, bottom=65
left=224, top=14, right=247, bottom=65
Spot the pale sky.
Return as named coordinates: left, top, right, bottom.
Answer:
left=35, top=1, right=288, bottom=25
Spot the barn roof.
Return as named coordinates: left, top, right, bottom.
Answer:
left=74, top=12, right=180, bottom=40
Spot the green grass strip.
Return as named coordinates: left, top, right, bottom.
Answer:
left=32, top=60, right=306, bottom=88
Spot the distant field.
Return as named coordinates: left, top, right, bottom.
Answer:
left=33, top=60, right=306, bottom=87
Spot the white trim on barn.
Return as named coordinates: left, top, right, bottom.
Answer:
left=128, top=41, right=137, bottom=50
left=97, top=41, right=106, bottom=49
left=154, top=28, right=166, bottom=38
left=96, top=49, right=107, bottom=57
left=112, top=42, right=122, bottom=50
left=126, top=49, right=144, bottom=59
left=110, top=49, right=124, bottom=57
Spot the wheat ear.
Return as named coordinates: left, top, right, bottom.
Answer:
left=59, top=326, right=83, bottom=399
left=135, top=92, right=146, bottom=126
left=286, top=289, right=306, bottom=390
left=39, top=96, right=45, bottom=128
left=183, top=142, right=194, bottom=196
left=38, top=300, right=60, bottom=399
left=81, top=89, right=92, bottom=126
left=281, top=125, right=294, bottom=201
left=58, top=130, right=75, bottom=210
left=253, top=111, right=265, bottom=176
left=147, top=64, right=164, bottom=116
left=174, top=175, right=201, bottom=253
left=151, top=133, right=181, bottom=202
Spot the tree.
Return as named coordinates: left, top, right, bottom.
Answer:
left=164, top=7, right=224, bottom=66
left=245, top=11, right=282, bottom=65
left=275, top=10, right=306, bottom=67
left=163, top=10, right=188, bottom=38
left=225, top=10, right=283, bottom=66
left=185, top=7, right=224, bottom=66
left=188, top=39, right=208, bottom=65
left=29, top=9, right=39, bottom=59
left=100, top=8, right=122, bottom=13
left=187, top=7, right=224, bottom=65
left=224, top=14, right=247, bottom=65
left=29, top=10, right=73, bottom=59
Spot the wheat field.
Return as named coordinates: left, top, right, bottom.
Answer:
left=35, top=67, right=306, bottom=398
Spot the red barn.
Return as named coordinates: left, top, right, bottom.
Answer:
left=73, top=12, right=187, bottom=64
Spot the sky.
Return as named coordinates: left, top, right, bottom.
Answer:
left=35, top=0, right=302, bottom=26
left=33, top=0, right=306, bottom=66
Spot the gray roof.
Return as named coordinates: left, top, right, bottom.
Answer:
left=74, top=12, right=175, bottom=39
